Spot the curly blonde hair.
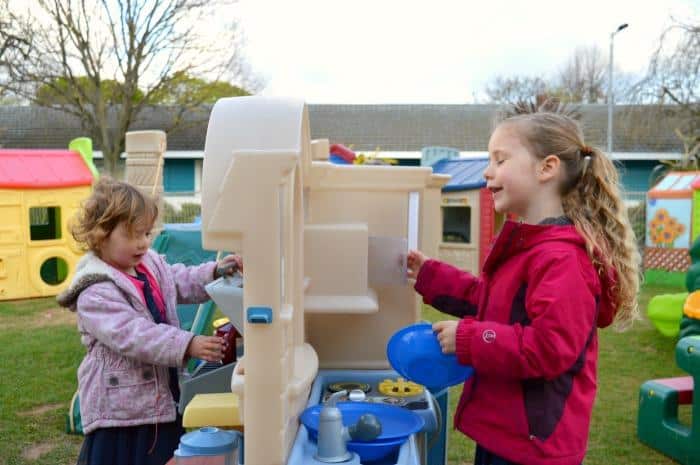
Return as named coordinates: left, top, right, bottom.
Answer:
left=500, top=112, right=641, bottom=328
left=70, top=177, right=158, bottom=253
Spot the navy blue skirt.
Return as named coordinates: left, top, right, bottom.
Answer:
left=475, top=445, right=523, bottom=465
left=475, top=445, right=583, bottom=465
left=77, top=417, right=184, bottom=465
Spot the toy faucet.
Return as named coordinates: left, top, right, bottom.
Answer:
left=315, top=390, right=382, bottom=463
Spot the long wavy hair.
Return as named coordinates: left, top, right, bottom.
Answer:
left=500, top=112, right=641, bottom=328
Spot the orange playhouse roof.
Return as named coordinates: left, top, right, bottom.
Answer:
left=648, top=171, right=700, bottom=199
left=0, top=149, right=94, bottom=188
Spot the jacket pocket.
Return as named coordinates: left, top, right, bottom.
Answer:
left=104, top=369, right=157, bottom=420
left=522, top=377, right=570, bottom=440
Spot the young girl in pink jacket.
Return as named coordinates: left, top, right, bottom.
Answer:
left=58, top=177, right=241, bottom=465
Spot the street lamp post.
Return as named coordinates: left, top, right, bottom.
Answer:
left=607, top=23, right=628, bottom=153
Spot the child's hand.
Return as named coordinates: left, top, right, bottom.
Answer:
left=215, top=254, right=243, bottom=278
left=187, top=335, right=225, bottom=362
left=407, top=249, right=428, bottom=279
left=433, top=320, right=458, bottom=354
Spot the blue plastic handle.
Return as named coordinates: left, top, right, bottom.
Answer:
left=246, top=307, right=273, bottom=324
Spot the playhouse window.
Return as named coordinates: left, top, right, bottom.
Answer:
left=40, top=256, right=69, bottom=285
left=442, top=206, right=471, bottom=243
left=29, top=207, right=61, bottom=241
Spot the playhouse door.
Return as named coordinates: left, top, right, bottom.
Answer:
left=0, top=247, right=26, bottom=300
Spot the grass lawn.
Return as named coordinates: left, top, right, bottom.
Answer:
left=0, top=298, right=83, bottom=465
left=0, top=283, right=690, bottom=465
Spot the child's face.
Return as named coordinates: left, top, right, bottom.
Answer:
left=99, top=221, right=152, bottom=274
left=484, top=124, right=541, bottom=217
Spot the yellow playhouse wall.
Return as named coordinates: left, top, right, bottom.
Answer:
left=0, top=186, right=90, bottom=300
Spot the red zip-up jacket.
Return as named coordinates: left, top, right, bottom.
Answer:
left=415, top=220, right=617, bottom=465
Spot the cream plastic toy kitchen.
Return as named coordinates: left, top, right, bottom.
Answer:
left=198, top=96, right=449, bottom=465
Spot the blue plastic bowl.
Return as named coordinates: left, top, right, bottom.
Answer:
left=387, top=322, right=474, bottom=390
left=300, top=401, right=424, bottom=462
left=347, top=437, right=406, bottom=462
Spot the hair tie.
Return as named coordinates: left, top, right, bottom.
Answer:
left=581, top=145, right=594, bottom=156
left=581, top=155, right=592, bottom=177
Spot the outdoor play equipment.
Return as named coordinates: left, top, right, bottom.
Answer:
left=184, top=96, right=451, bottom=465
left=639, top=235, right=700, bottom=464
left=644, top=171, right=700, bottom=286
left=0, top=138, right=96, bottom=300
left=647, top=235, right=700, bottom=338
left=647, top=292, right=689, bottom=337
left=638, top=336, right=700, bottom=465
left=424, top=153, right=504, bottom=275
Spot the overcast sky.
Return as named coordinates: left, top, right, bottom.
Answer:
left=231, top=0, right=697, bottom=103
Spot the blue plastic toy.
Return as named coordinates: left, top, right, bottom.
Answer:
left=387, top=322, right=474, bottom=390
left=300, top=401, right=424, bottom=462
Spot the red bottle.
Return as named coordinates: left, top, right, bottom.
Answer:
left=213, top=318, right=240, bottom=364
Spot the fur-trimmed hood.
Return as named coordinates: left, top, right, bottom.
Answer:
left=57, top=252, right=110, bottom=310
left=57, top=251, right=147, bottom=311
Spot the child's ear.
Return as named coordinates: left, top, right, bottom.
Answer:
left=538, top=155, right=561, bottom=182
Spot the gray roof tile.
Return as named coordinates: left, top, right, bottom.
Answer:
left=0, top=103, right=687, bottom=152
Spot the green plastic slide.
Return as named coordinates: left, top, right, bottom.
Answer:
left=647, top=292, right=688, bottom=338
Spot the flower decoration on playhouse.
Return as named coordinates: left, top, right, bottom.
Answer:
left=648, top=208, right=685, bottom=247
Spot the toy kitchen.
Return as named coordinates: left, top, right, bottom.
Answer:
left=185, top=96, right=465, bottom=465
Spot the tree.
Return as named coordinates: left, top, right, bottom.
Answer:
left=484, top=75, right=548, bottom=104
left=35, top=77, right=146, bottom=106
left=484, top=45, right=633, bottom=105
left=555, top=46, right=607, bottom=104
left=0, top=0, right=258, bottom=175
left=632, top=14, right=699, bottom=170
left=148, top=71, right=250, bottom=105
left=0, top=0, right=29, bottom=100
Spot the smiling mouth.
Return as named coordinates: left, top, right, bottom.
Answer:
left=489, top=187, right=503, bottom=195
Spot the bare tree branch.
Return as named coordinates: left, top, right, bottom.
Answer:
left=629, top=14, right=699, bottom=165
left=485, top=75, right=549, bottom=104
left=483, top=45, right=634, bottom=105
left=556, top=46, right=607, bottom=103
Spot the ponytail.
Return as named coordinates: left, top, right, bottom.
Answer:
left=563, top=147, right=641, bottom=328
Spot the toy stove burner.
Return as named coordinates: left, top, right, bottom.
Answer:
left=327, top=381, right=371, bottom=394
left=377, top=396, right=407, bottom=406
left=378, top=378, right=424, bottom=398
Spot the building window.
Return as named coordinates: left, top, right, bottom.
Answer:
left=29, top=207, right=61, bottom=240
left=442, top=206, right=471, bottom=243
left=163, top=159, right=195, bottom=193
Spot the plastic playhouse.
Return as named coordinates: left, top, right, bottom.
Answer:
left=0, top=138, right=96, bottom=300
left=425, top=154, right=504, bottom=274
left=644, top=171, right=700, bottom=287
left=180, top=96, right=452, bottom=465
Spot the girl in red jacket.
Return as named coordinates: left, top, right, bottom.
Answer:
left=407, top=112, right=639, bottom=465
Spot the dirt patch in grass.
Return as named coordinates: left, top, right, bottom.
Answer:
left=1, top=307, right=76, bottom=330
left=36, top=308, right=76, bottom=327
left=17, top=402, right=65, bottom=417
left=22, top=441, right=57, bottom=460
